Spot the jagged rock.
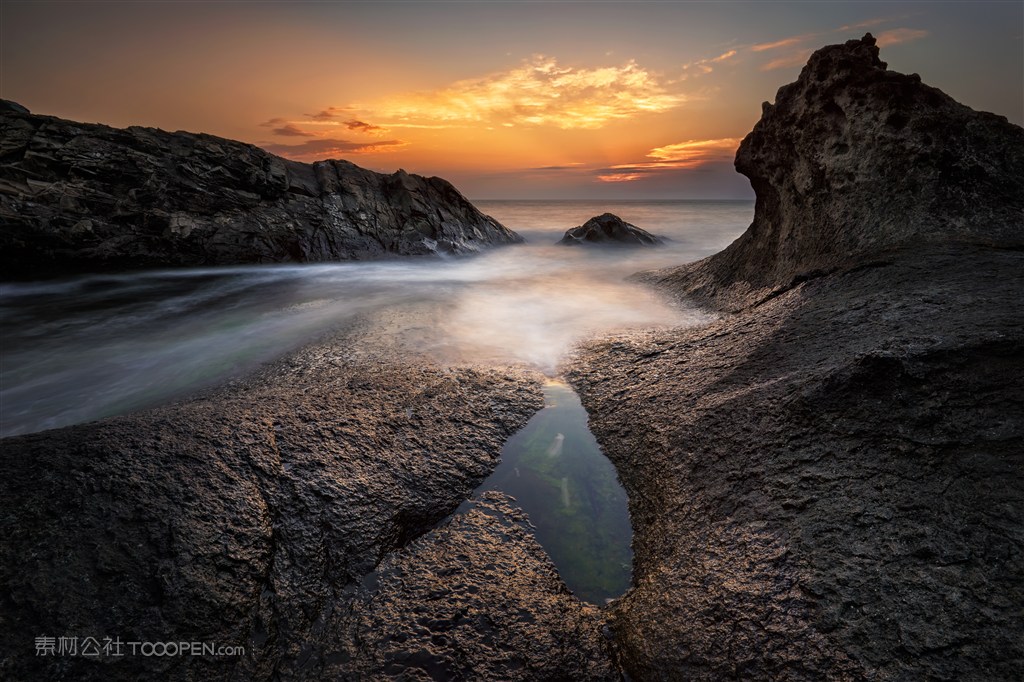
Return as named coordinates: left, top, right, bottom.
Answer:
left=0, top=102, right=522, bottom=279
left=641, top=34, right=1024, bottom=311
left=557, top=213, right=663, bottom=247
left=568, top=35, right=1024, bottom=680
left=0, top=312, right=550, bottom=680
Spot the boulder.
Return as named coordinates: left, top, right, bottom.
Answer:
left=557, top=213, right=664, bottom=247
left=0, top=102, right=522, bottom=279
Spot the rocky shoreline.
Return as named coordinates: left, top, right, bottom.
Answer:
left=1, top=33, right=1022, bottom=681
left=0, top=100, right=521, bottom=280
left=568, top=35, right=1023, bottom=680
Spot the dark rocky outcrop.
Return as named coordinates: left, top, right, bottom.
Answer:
left=640, top=34, right=1024, bottom=312
left=0, top=311, right=582, bottom=680
left=568, top=35, right=1024, bottom=680
left=557, top=213, right=664, bottom=247
left=0, top=102, right=521, bottom=280
left=333, top=492, right=617, bottom=680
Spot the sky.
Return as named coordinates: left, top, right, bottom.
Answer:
left=1, top=1, right=1021, bottom=199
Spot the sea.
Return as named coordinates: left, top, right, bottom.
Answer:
left=0, top=200, right=753, bottom=438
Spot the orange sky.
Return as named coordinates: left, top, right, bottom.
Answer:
left=2, top=1, right=1021, bottom=199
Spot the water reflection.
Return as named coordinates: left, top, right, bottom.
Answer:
left=460, top=381, right=632, bottom=604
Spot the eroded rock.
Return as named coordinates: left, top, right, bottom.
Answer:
left=0, top=103, right=522, bottom=279
left=0, top=312, right=549, bottom=680
left=557, top=213, right=664, bottom=247
left=567, top=34, right=1024, bottom=681
left=332, top=492, right=617, bottom=680
left=641, top=34, right=1024, bottom=312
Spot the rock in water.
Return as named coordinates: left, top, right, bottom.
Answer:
left=0, top=103, right=522, bottom=279
left=568, top=34, right=1024, bottom=681
left=557, top=213, right=664, bottom=246
left=642, top=33, right=1024, bottom=311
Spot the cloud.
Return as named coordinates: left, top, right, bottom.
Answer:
left=306, top=106, right=349, bottom=121
left=751, top=35, right=812, bottom=52
left=596, top=138, right=741, bottom=182
left=260, top=118, right=316, bottom=137
left=366, top=56, right=682, bottom=130
left=677, top=49, right=739, bottom=81
left=344, top=119, right=387, bottom=134
left=529, top=163, right=586, bottom=171
left=760, top=49, right=815, bottom=71
left=876, top=28, right=928, bottom=47
left=836, top=17, right=888, bottom=32
left=262, top=137, right=406, bottom=160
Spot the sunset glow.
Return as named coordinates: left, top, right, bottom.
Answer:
left=2, top=1, right=1020, bottom=199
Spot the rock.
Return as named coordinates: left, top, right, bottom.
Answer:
left=567, top=35, right=1024, bottom=681
left=332, top=492, right=617, bottom=680
left=0, top=310, right=553, bottom=680
left=640, top=34, right=1024, bottom=312
left=0, top=102, right=522, bottom=280
left=557, top=213, right=664, bottom=247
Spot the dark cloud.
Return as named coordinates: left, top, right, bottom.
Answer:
left=529, top=164, right=587, bottom=172
left=259, top=119, right=315, bottom=137
left=344, top=119, right=385, bottom=133
left=306, top=106, right=347, bottom=121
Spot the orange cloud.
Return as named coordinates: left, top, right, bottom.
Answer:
left=597, top=173, right=644, bottom=183
left=751, top=35, right=811, bottom=52
left=262, top=137, right=406, bottom=161
left=363, top=56, right=682, bottom=130
left=677, top=49, right=739, bottom=81
left=646, top=138, right=742, bottom=166
left=596, top=138, right=741, bottom=182
left=876, top=28, right=928, bottom=47
left=760, top=49, right=815, bottom=71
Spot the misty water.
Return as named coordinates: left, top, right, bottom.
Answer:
left=1, top=200, right=751, bottom=437
left=1, top=199, right=750, bottom=603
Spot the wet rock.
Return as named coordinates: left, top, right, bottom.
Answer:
left=0, top=102, right=522, bottom=279
left=0, top=312, right=547, bottom=680
left=557, top=213, right=664, bottom=247
left=568, top=35, right=1024, bottom=681
left=332, top=492, right=617, bottom=680
left=640, top=34, right=1024, bottom=312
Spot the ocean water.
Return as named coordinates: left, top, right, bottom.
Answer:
left=0, top=200, right=752, bottom=437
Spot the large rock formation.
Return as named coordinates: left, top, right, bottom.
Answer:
left=641, top=34, right=1024, bottom=311
left=0, top=308, right=610, bottom=680
left=568, top=35, right=1024, bottom=680
left=557, top=213, right=664, bottom=247
left=0, top=101, right=521, bottom=279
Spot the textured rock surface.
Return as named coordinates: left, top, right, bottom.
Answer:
left=568, top=34, right=1024, bottom=681
left=332, top=492, right=617, bottom=680
left=557, top=213, right=664, bottom=247
left=641, top=34, right=1024, bottom=311
left=0, top=101, right=521, bottom=279
left=0, top=310, right=558, bottom=680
